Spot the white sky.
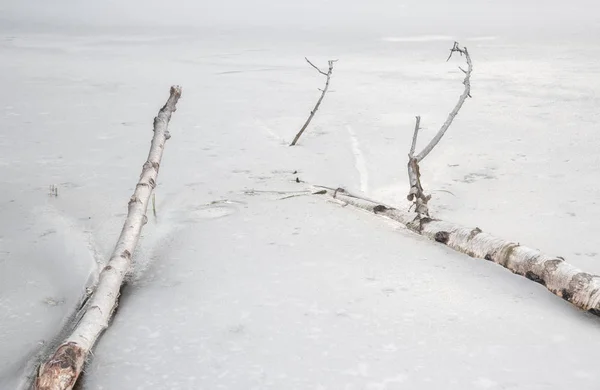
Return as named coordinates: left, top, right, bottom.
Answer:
left=1, top=0, right=598, bottom=37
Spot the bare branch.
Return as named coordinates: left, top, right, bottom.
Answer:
left=416, top=42, right=472, bottom=162
left=431, top=189, right=456, bottom=197
left=404, top=42, right=473, bottom=216
left=409, top=116, right=421, bottom=157
left=290, top=59, right=337, bottom=146
left=305, top=57, right=328, bottom=76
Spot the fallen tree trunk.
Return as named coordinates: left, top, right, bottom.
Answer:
left=34, top=85, right=182, bottom=390
left=315, top=186, right=600, bottom=316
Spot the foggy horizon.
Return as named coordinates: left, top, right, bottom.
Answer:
left=1, top=0, right=599, bottom=41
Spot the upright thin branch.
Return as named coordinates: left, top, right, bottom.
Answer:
left=406, top=42, right=472, bottom=216
left=407, top=115, right=430, bottom=214
left=409, top=116, right=421, bottom=158
left=415, top=42, right=472, bottom=162
left=290, top=58, right=337, bottom=146
left=34, top=86, right=182, bottom=390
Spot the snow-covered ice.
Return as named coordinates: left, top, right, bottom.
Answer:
left=2, top=1, right=600, bottom=388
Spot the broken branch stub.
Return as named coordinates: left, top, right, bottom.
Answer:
left=407, top=42, right=472, bottom=216
left=290, top=58, right=337, bottom=146
left=34, top=85, right=182, bottom=390
left=407, top=116, right=431, bottom=215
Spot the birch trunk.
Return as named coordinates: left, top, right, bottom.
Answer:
left=317, top=186, right=600, bottom=315
left=34, top=85, right=182, bottom=390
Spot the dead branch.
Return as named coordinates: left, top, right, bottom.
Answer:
left=34, top=86, right=182, bottom=390
left=304, top=57, right=328, bottom=76
left=317, top=186, right=600, bottom=317
left=290, top=58, right=337, bottom=146
left=409, top=116, right=421, bottom=157
left=407, top=42, right=472, bottom=215
left=417, top=42, right=472, bottom=162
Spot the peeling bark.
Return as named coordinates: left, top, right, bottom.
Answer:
left=34, top=85, right=182, bottom=390
left=317, top=186, right=600, bottom=315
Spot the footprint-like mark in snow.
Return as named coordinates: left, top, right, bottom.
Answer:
left=346, top=125, right=369, bottom=193
left=255, top=119, right=287, bottom=145
left=132, top=200, right=240, bottom=281
left=188, top=204, right=236, bottom=221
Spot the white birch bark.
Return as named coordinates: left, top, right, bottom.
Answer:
left=316, top=186, right=600, bottom=315
left=34, top=85, right=183, bottom=390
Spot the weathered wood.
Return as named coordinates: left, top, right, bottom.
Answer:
left=415, top=42, right=472, bottom=163
left=407, top=42, right=472, bottom=215
left=34, top=85, right=182, bottom=390
left=290, top=58, right=337, bottom=146
left=316, top=186, right=600, bottom=316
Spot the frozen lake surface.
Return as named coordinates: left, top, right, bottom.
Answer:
left=2, top=9, right=600, bottom=389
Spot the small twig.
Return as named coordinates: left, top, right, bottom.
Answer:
left=305, top=57, right=328, bottom=76
left=431, top=189, right=456, bottom=197
left=279, top=194, right=306, bottom=200
left=313, top=185, right=397, bottom=210
left=290, top=58, right=337, bottom=146
left=279, top=191, right=315, bottom=200
left=48, top=184, right=58, bottom=197
left=244, top=189, right=310, bottom=195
